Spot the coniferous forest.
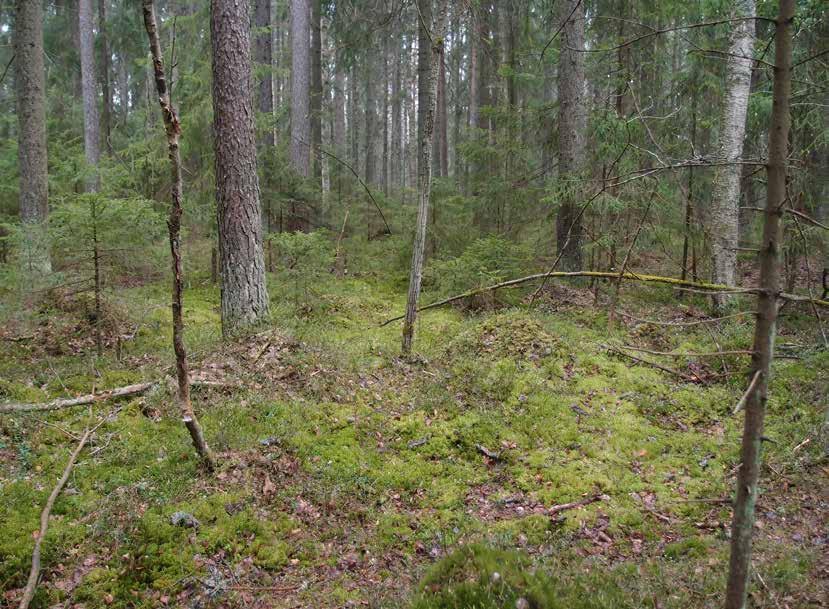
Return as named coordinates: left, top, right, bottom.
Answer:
left=0, top=1, right=827, bottom=607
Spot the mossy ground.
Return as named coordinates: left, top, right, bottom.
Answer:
left=0, top=261, right=826, bottom=608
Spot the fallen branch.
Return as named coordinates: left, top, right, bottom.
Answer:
left=621, top=346, right=755, bottom=358
left=606, top=345, right=697, bottom=382
left=733, top=370, right=763, bottom=415
left=18, top=415, right=109, bottom=609
left=0, top=382, right=156, bottom=414
left=619, top=311, right=755, bottom=326
left=547, top=493, right=606, bottom=516
left=379, top=271, right=829, bottom=326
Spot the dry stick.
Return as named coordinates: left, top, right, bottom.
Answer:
left=547, top=493, right=605, bottom=516
left=741, top=205, right=829, bottom=231
left=18, top=412, right=111, bottom=609
left=608, top=196, right=654, bottom=328
left=333, top=209, right=350, bottom=277
left=0, top=382, right=155, bottom=414
left=143, top=0, right=215, bottom=471
left=733, top=370, right=763, bottom=415
left=605, top=345, right=697, bottom=382
left=620, top=346, right=755, bottom=358
left=619, top=310, right=755, bottom=326
left=788, top=212, right=828, bottom=347
left=379, top=271, right=829, bottom=327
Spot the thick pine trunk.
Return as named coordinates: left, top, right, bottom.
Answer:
left=725, top=2, right=793, bottom=607
left=79, top=0, right=100, bottom=192
left=402, top=0, right=449, bottom=355
left=290, top=0, right=311, bottom=178
left=709, top=0, right=756, bottom=309
left=142, top=0, right=216, bottom=471
left=210, top=0, right=270, bottom=336
left=14, top=0, right=51, bottom=276
left=555, top=0, right=586, bottom=271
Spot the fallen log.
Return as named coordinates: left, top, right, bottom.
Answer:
left=378, top=271, right=829, bottom=326
left=0, top=382, right=157, bottom=414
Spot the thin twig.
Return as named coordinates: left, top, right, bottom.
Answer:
left=733, top=370, right=763, bottom=415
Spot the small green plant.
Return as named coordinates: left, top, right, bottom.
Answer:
left=267, top=230, right=335, bottom=310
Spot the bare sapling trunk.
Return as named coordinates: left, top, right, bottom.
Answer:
left=709, top=0, right=756, bottom=310
left=402, top=0, right=450, bottom=355
left=143, top=0, right=216, bottom=471
left=724, top=2, right=793, bottom=607
left=14, top=0, right=52, bottom=278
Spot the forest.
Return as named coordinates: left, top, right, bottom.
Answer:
left=0, top=0, right=826, bottom=607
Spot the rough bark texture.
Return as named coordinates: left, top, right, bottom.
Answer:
left=79, top=0, right=100, bottom=191
left=402, top=0, right=449, bottom=355
left=290, top=0, right=311, bottom=177
left=253, top=0, right=275, bottom=147
left=725, top=2, right=793, bottom=607
left=468, top=7, right=480, bottom=133
left=210, top=0, right=270, bottom=336
left=311, top=0, right=323, bottom=184
left=416, top=0, right=433, bottom=180
left=143, top=0, right=216, bottom=470
left=436, top=47, right=448, bottom=178
left=709, top=0, right=756, bottom=309
left=98, top=0, right=112, bottom=155
left=391, top=30, right=402, bottom=192
left=14, top=0, right=51, bottom=275
left=555, top=0, right=586, bottom=271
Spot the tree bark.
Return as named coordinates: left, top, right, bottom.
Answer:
left=402, top=0, right=450, bottom=355
left=725, top=2, right=793, bottom=607
left=14, top=0, right=51, bottom=276
left=253, top=0, right=275, bottom=147
left=290, top=0, right=311, bottom=178
left=210, top=0, right=271, bottom=336
left=79, top=0, right=100, bottom=192
left=555, top=0, right=586, bottom=271
left=310, top=0, right=323, bottom=185
left=98, top=0, right=112, bottom=155
left=709, top=0, right=756, bottom=310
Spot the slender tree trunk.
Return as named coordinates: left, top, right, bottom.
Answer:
left=349, top=65, right=359, bottom=171
left=364, top=52, right=377, bottom=187
left=254, top=0, right=275, bottom=147
left=333, top=62, right=346, bottom=154
left=555, top=0, right=586, bottom=270
left=91, top=199, right=102, bottom=357
left=437, top=47, right=448, bottom=178
left=211, top=0, right=271, bottom=336
left=79, top=0, right=100, bottom=192
left=143, top=0, right=216, bottom=471
left=709, top=0, right=756, bottom=309
left=382, top=38, right=390, bottom=195
left=98, top=0, right=112, bottom=155
left=391, top=28, right=402, bottom=193
left=310, top=0, right=323, bottom=185
left=14, top=0, right=51, bottom=277
left=402, top=0, right=449, bottom=355
left=290, top=0, right=311, bottom=178
left=725, top=2, right=793, bottom=607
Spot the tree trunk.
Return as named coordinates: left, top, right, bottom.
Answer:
left=290, top=0, right=311, bottom=178
left=555, top=0, right=586, bottom=271
left=724, top=2, right=793, bottom=607
left=79, top=0, right=100, bottom=192
left=391, top=28, right=403, bottom=193
left=364, top=52, right=377, bottom=187
left=333, top=62, right=346, bottom=154
left=143, top=0, right=216, bottom=471
left=253, top=0, right=275, bottom=147
left=310, top=0, right=323, bottom=185
left=402, top=0, right=449, bottom=355
left=210, top=0, right=271, bottom=336
left=437, top=46, right=448, bottom=178
left=709, top=0, right=756, bottom=309
left=14, top=0, right=51, bottom=277
left=98, top=0, right=112, bottom=155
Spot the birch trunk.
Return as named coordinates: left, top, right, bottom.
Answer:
left=725, top=2, right=792, bottom=607
left=14, top=0, right=51, bottom=277
left=709, top=0, right=756, bottom=309
left=402, top=0, right=450, bottom=355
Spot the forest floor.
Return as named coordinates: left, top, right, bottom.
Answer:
left=0, top=263, right=826, bottom=609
